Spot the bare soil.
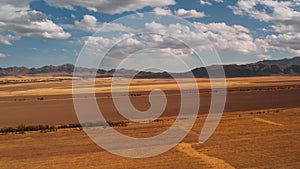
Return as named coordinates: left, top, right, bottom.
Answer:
left=0, top=76, right=300, bottom=127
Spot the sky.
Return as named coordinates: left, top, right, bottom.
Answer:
left=0, top=0, right=299, bottom=70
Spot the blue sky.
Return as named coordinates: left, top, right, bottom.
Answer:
left=0, top=0, right=299, bottom=69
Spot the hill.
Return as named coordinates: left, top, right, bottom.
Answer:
left=1, top=57, right=300, bottom=78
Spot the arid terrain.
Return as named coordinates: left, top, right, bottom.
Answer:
left=0, top=76, right=299, bottom=168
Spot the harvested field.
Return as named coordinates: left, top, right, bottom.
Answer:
left=0, top=76, right=299, bottom=168
left=0, top=76, right=300, bottom=127
left=0, top=108, right=299, bottom=168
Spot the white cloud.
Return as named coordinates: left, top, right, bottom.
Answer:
left=80, top=20, right=273, bottom=69
left=265, top=33, right=300, bottom=55
left=100, top=23, right=135, bottom=33
left=63, top=14, right=135, bottom=33
left=193, top=22, right=259, bottom=54
left=0, top=1, right=71, bottom=44
left=145, top=22, right=169, bottom=34
left=0, top=53, right=7, bottom=58
left=44, top=0, right=176, bottom=15
left=175, top=9, right=205, bottom=18
left=154, top=8, right=205, bottom=18
left=161, top=48, right=194, bottom=58
left=230, top=0, right=300, bottom=55
left=74, top=15, right=100, bottom=32
left=80, top=20, right=279, bottom=70
left=257, top=54, right=271, bottom=60
left=153, top=7, right=172, bottom=16
left=200, top=0, right=212, bottom=5
left=232, top=25, right=250, bottom=33
left=81, top=32, right=199, bottom=71
left=0, top=34, right=20, bottom=45
left=230, top=0, right=299, bottom=22
left=200, top=0, right=224, bottom=5
left=145, top=21, right=260, bottom=55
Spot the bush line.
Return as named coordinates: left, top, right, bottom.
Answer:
left=0, top=121, right=129, bottom=134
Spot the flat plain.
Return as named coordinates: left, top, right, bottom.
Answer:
left=0, top=76, right=299, bottom=168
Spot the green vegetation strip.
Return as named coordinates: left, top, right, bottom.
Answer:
left=0, top=121, right=129, bottom=134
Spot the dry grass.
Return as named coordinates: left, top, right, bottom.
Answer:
left=1, top=76, right=300, bottom=127
left=1, top=76, right=300, bottom=96
left=0, top=108, right=299, bottom=168
left=0, top=76, right=299, bottom=168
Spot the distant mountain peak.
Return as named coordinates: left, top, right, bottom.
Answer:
left=1, top=56, right=300, bottom=78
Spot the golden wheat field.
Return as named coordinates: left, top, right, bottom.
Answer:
left=0, top=76, right=299, bottom=168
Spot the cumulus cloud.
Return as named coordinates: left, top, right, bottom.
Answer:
left=200, top=0, right=212, bottom=5
left=265, top=33, right=300, bottom=55
left=144, top=21, right=274, bottom=60
left=230, top=0, right=300, bottom=55
left=193, top=22, right=258, bottom=54
left=86, top=21, right=259, bottom=56
left=0, top=0, right=70, bottom=45
left=200, top=0, right=224, bottom=5
left=44, top=0, right=176, bottom=15
left=81, top=32, right=198, bottom=71
left=175, top=9, right=205, bottom=18
left=100, top=23, right=136, bottom=33
left=0, top=53, right=7, bottom=58
left=80, top=19, right=277, bottom=69
left=0, top=34, right=20, bottom=45
left=153, top=7, right=173, bottom=16
left=257, top=54, right=271, bottom=60
left=89, top=21, right=261, bottom=56
left=230, top=0, right=299, bottom=23
left=74, top=15, right=100, bottom=32
left=63, top=14, right=135, bottom=33
left=154, top=8, right=205, bottom=18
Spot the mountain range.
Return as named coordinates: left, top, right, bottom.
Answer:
left=1, top=57, right=300, bottom=78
